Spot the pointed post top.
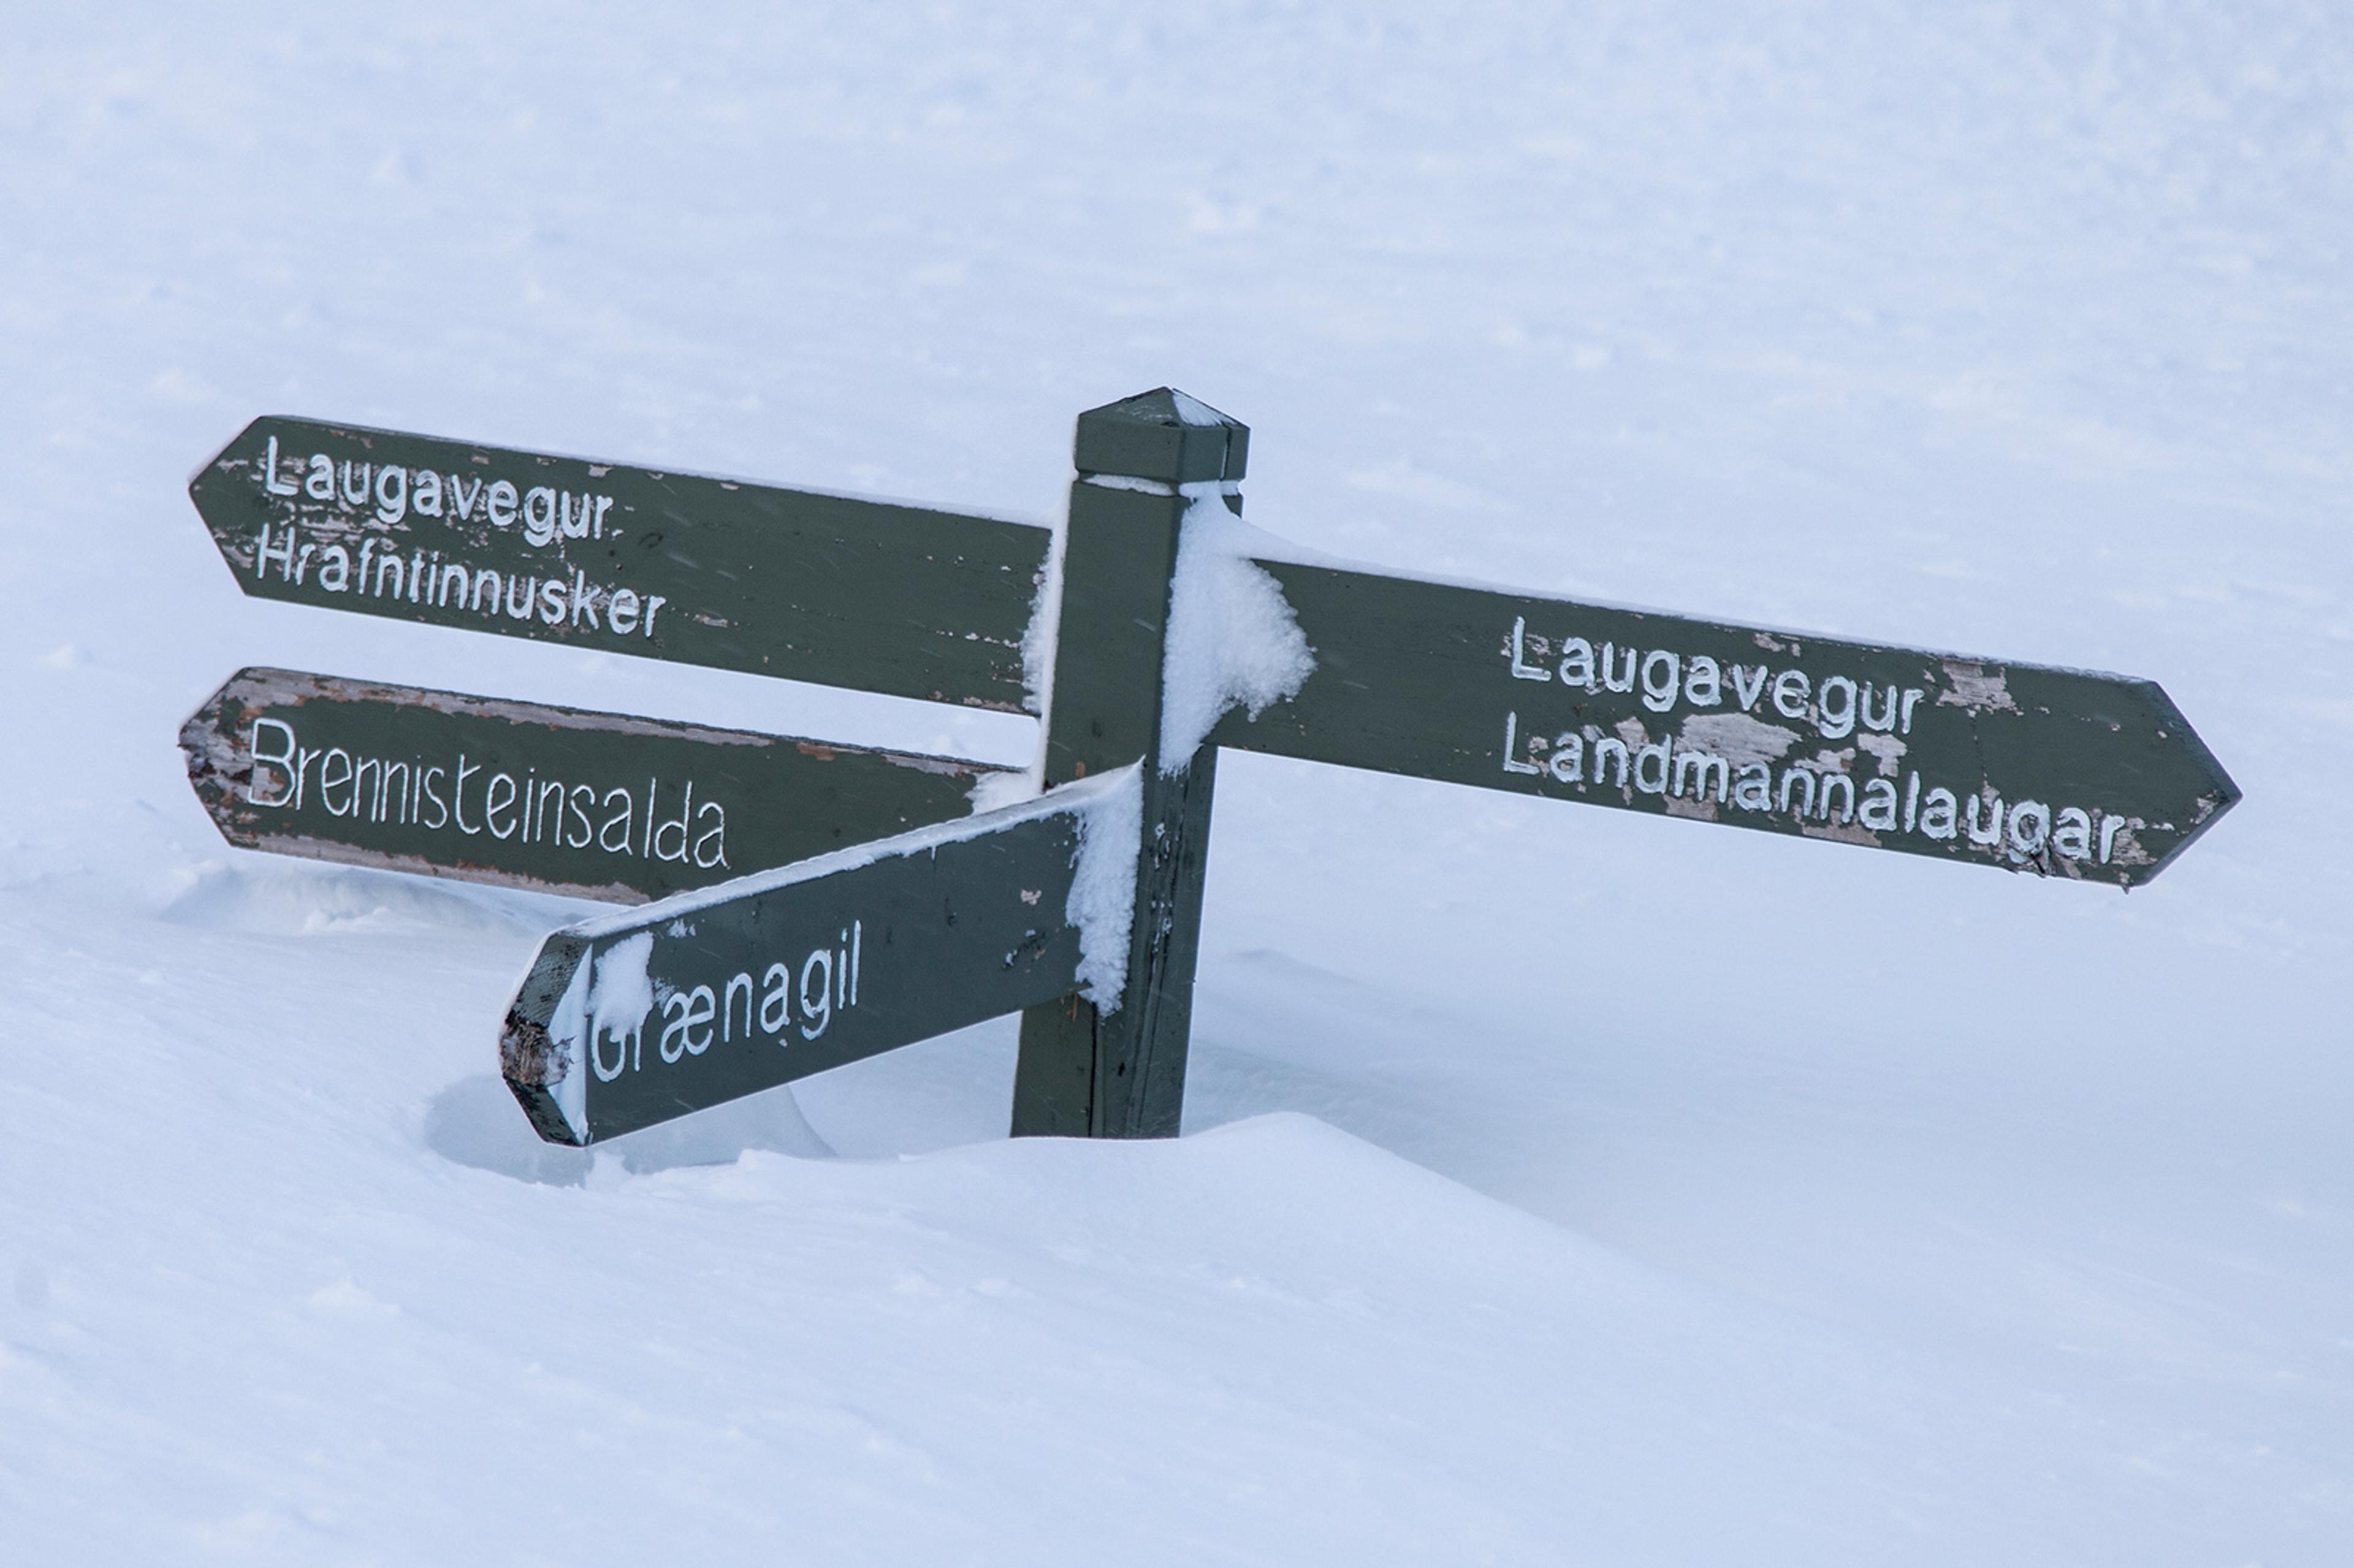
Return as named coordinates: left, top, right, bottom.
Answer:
left=1073, top=387, right=1249, bottom=486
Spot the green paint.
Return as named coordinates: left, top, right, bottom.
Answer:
left=1217, top=566, right=2239, bottom=886
left=500, top=776, right=1126, bottom=1146
left=182, top=668, right=1013, bottom=904
left=191, top=417, right=1052, bottom=712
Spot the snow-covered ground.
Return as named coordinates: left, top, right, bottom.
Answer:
left=4, top=4, right=2350, bottom=1561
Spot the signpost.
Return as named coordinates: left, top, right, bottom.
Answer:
left=497, top=772, right=1137, bottom=1146
left=1210, top=568, right=2238, bottom=887
left=181, top=387, right=2242, bottom=1153
left=190, top=417, right=1052, bottom=712
left=1010, top=390, right=1245, bottom=1140
left=182, top=667, right=1015, bottom=904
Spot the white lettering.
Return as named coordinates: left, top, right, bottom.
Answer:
left=692, top=801, right=728, bottom=869
left=760, top=962, right=791, bottom=1035
left=1501, top=711, right=1541, bottom=775
left=254, top=523, right=294, bottom=581
left=1639, top=650, right=1680, bottom=713
left=1919, top=786, right=1958, bottom=840
left=1816, top=675, right=1857, bottom=739
left=523, top=485, right=558, bottom=547
left=1859, top=778, right=1897, bottom=831
left=1599, top=642, right=1636, bottom=693
left=2054, top=806, right=2093, bottom=859
left=1546, top=731, right=1583, bottom=784
left=799, top=951, right=834, bottom=1040
left=1634, top=737, right=1671, bottom=794
left=608, top=588, right=641, bottom=635
left=723, top=972, right=755, bottom=1043
left=262, top=435, right=299, bottom=496
left=2009, top=799, right=2051, bottom=858
left=1672, top=748, right=1728, bottom=802
left=248, top=718, right=297, bottom=805
left=1507, top=617, right=1550, bottom=681
left=373, top=464, right=408, bottom=523
left=1965, top=790, right=2005, bottom=847
left=485, top=772, right=519, bottom=839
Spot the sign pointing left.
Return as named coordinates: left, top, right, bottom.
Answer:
left=191, top=417, right=1053, bottom=712
left=181, top=667, right=1017, bottom=904
left=498, top=771, right=1138, bottom=1147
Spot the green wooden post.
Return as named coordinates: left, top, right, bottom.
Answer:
left=1008, top=389, right=1247, bottom=1138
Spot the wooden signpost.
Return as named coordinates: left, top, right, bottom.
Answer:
left=1009, top=392, right=1244, bottom=1140
left=190, top=416, right=1051, bottom=712
left=1211, top=568, right=2236, bottom=886
left=182, top=667, right=1013, bottom=904
left=183, top=389, right=2241, bottom=1151
left=498, top=772, right=1137, bottom=1146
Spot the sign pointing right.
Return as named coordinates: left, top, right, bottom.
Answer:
left=1216, top=563, right=2238, bottom=886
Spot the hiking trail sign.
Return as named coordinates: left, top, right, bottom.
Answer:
left=190, top=416, right=1051, bottom=711
left=1211, top=567, right=2233, bottom=883
left=498, top=771, right=1137, bottom=1146
left=185, top=390, right=2240, bottom=1149
left=181, top=667, right=1014, bottom=904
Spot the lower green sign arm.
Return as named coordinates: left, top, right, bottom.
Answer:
left=182, top=668, right=1020, bottom=904
left=500, top=769, right=1141, bottom=1146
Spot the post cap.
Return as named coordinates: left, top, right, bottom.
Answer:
left=1073, top=388, right=1249, bottom=486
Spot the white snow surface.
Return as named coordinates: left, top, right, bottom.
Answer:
left=4, top=4, right=2353, bottom=1564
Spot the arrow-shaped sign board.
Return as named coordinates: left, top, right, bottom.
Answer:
left=498, top=771, right=1137, bottom=1146
left=1216, top=561, right=2237, bottom=887
left=191, top=417, right=1053, bottom=712
left=181, top=667, right=1018, bottom=904
left=177, top=391, right=2248, bottom=1152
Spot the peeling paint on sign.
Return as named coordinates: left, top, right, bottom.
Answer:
left=1214, top=565, right=2239, bottom=888
left=181, top=667, right=1017, bottom=904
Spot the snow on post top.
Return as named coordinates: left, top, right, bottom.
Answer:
left=1073, top=388, right=1249, bottom=489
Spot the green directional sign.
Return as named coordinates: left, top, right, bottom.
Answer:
left=498, top=772, right=1137, bottom=1146
left=178, top=390, right=2249, bottom=1154
left=1214, top=566, right=2238, bottom=887
left=190, top=417, right=1052, bottom=712
left=182, top=667, right=1019, bottom=904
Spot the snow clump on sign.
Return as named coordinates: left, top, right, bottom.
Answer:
left=1067, top=763, right=1143, bottom=1012
left=541, top=929, right=660, bottom=1140
left=1157, top=489, right=1316, bottom=772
